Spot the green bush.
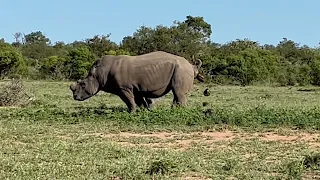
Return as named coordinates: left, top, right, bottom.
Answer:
left=39, top=55, right=68, bottom=80
left=0, top=42, right=27, bottom=78
left=65, top=46, right=96, bottom=80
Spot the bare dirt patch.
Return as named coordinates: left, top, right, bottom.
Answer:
left=303, top=172, right=320, bottom=180
left=98, top=132, right=173, bottom=139
left=89, top=130, right=320, bottom=151
left=260, top=132, right=319, bottom=142
left=179, top=172, right=212, bottom=180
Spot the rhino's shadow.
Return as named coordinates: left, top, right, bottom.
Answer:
left=71, top=105, right=150, bottom=116
left=73, top=105, right=125, bottom=113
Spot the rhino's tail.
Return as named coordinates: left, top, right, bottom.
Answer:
left=196, top=73, right=205, bottom=82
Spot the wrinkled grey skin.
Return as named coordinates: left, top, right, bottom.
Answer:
left=139, top=58, right=203, bottom=109
left=139, top=57, right=203, bottom=108
left=70, top=51, right=204, bottom=112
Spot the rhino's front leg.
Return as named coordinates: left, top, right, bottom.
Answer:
left=118, top=89, right=136, bottom=113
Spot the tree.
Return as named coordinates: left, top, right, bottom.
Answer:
left=66, top=46, right=96, bottom=80
left=310, top=54, right=320, bottom=85
left=39, top=55, right=68, bottom=80
left=2, top=16, right=320, bottom=86
left=21, top=31, right=54, bottom=60
left=0, top=41, right=27, bottom=78
left=85, top=34, right=118, bottom=57
left=120, top=15, right=213, bottom=60
left=12, top=32, right=25, bottom=47
left=120, top=26, right=157, bottom=55
left=24, top=31, right=50, bottom=45
left=183, top=15, right=212, bottom=41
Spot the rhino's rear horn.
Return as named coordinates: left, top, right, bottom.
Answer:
left=70, top=84, right=76, bottom=91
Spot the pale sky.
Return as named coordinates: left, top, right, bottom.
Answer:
left=1, top=0, right=319, bottom=47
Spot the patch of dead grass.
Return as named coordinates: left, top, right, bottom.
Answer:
left=0, top=79, right=34, bottom=107
left=82, top=130, right=320, bottom=151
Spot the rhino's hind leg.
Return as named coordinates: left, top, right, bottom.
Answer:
left=118, top=89, right=136, bottom=113
left=172, top=91, right=187, bottom=107
left=134, top=95, right=151, bottom=110
left=171, top=71, right=194, bottom=108
left=145, top=98, right=154, bottom=109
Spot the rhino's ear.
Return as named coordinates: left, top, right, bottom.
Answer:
left=89, top=63, right=100, bottom=78
left=91, top=66, right=97, bottom=76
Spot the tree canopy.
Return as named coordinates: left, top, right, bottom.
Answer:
left=1, top=15, right=320, bottom=86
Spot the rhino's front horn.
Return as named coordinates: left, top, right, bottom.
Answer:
left=70, top=84, right=76, bottom=91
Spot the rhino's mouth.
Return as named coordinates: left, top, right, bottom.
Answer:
left=73, top=94, right=91, bottom=101
left=73, top=95, right=84, bottom=101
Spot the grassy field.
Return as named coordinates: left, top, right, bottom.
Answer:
left=0, top=80, right=320, bottom=179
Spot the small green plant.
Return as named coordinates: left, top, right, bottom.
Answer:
left=145, top=159, right=177, bottom=176
left=303, top=153, right=320, bottom=170
left=282, top=160, right=304, bottom=179
left=202, top=101, right=209, bottom=106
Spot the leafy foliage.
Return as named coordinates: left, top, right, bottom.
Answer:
left=1, top=15, right=320, bottom=86
left=39, top=55, right=68, bottom=80
left=0, top=41, right=27, bottom=78
left=66, top=46, right=96, bottom=80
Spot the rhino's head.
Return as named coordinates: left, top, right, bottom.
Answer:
left=70, top=76, right=100, bottom=101
left=70, top=65, right=101, bottom=102
left=70, top=57, right=114, bottom=101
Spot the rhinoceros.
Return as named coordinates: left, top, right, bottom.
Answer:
left=69, top=51, right=204, bottom=112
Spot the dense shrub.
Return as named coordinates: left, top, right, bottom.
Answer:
left=65, top=46, right=96, bottom=80
left=39, top=55, right=69, bottom=80
left=0, top=79, right=34, bottom=107
left=0, top=41, right=27, bottom=78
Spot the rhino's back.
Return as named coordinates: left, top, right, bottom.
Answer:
left=109, top=51, right=191, bottom=92
left=131, top=52, right=175, bottom=91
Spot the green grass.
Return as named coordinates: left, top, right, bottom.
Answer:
left=0, top=80, right=320, bottom=179
left=2, top=81, right=320, bottom=132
